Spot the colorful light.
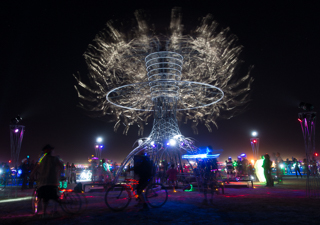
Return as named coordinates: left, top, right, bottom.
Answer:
left=38, top=153, right=47, bottom=164
left=14, top=129, right=19, bottom=133
left=184, top=184, right=193, bottom=192
left=182, top=154, right=220, bottom=159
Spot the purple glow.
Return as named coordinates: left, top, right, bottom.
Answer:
left=14, top=129, right=19, bottom=133
left=100, top=145, right=104, bottom=148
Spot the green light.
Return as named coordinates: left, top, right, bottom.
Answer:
left=63, top=181, right=68, bottom=188
left=184, top=184, right=193, bottom=192
left=38, top=153, right=47, bottom=164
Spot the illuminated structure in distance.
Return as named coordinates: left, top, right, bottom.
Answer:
left=250, top=132, right=259, bottom=161
left=95, top=137, right=104, bottom=159
left=10, top=115, right=25, bottom=167
left=75, top=8, right=253, bottom=179
left=298, top=102, right=319, bottom=198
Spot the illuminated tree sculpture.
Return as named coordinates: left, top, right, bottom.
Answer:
left=75, top=8, right=253, bottom=179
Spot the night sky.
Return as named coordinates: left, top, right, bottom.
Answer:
left=1, top=1, right=320, bottom=164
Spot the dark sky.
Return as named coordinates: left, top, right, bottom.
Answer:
left=1, top=1, right=320, bottom=164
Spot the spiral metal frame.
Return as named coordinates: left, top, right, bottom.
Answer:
left=114, top=51, right=223, bottom=182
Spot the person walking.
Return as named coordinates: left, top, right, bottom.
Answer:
left=30, top=144, right=64, bottom=217
left=166, top=164, right=178, bottom=192
left=262, top=154, right=273, bottom=187
left=293, top=158, right=302, bottom=178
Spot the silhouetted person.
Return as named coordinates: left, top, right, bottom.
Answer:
left=66, top=162, right=71, bottom=184
left=21, top=159, right=29, bottom=190
left=293, top=158, right=302, bottom=178
left=70, top=163, right=76, bottom=183
left=29, top=160, right=35, bottom=188
left=30, top=145, right=63, bottom=217
left=286, top=158, right=291, bottom=174
left=275, top=152, right=283, bottom=183
left=166, top=164, right=178, bottom=192
left=133, top=154, right=153, bottom=211
left=226, top=157, right=234, bottom=179
left=262, top=154, right=273, bottom=187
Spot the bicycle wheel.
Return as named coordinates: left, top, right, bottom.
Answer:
left=60, top=191, right=82, bottom=214
left=145, top=183, right=168, bottom=208
left=105, top=185, right=131, bottom=211
left=31, top=188, right=42, bottom=214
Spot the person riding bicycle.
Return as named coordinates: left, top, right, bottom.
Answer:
left=133, top=153, right=154, bottom=211
left=30, top=144, right=64, bottom=216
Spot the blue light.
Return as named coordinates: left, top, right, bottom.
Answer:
left=100, top=145, right=104, bottom=149
left=18, top=169, right=22, bottom=175
left=182, top=154, right=220, bottom=159
left=240, top=153, right=246, bottom=157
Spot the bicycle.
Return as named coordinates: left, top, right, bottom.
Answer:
left=105, top=178, right=168, bottom=211
left=31, top=185, right=82, bottom=215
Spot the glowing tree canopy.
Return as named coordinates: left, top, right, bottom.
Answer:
left=75, top=8, right=253, bottom=181
left=74, top=8, right=253, bottom=137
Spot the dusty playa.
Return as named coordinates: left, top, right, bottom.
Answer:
left=0, top=177, right=319, bottom=225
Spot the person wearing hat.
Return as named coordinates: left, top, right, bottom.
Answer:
left=30, top=144, right=64, bottom=216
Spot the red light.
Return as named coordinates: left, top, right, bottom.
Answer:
left=315, top=153, right=318, bottom=157
left=9, top=160, right=11, bottom=163
left=298, top=118, right=302, bottom=122
left=253, top=139, right=257, bottom=143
